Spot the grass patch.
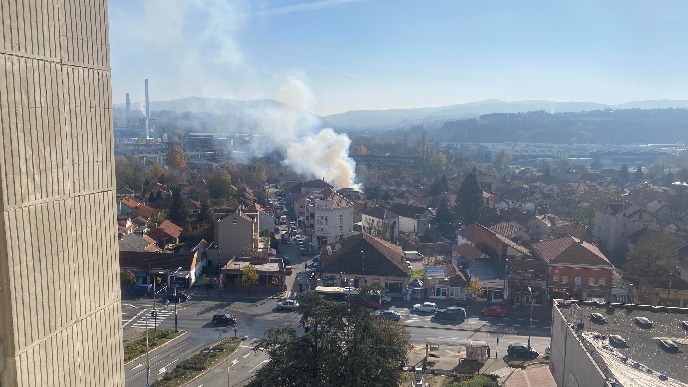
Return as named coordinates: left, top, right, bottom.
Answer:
left=444, top=373, right=498, bottom=387
left=124, top=329, right=182, bottom=363
left=504, top=356, right=549, bottom=368
left=151, top=337, right=241, bottom=387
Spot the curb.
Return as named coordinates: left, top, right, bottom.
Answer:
left=181, top=339, right=245, bottom=387
left=402, top=323, right=551, bottom=336
left=124, top=331, right=188, bottom=367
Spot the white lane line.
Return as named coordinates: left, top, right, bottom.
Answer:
left=131, top=363, right=143, bottom=370
left=243, top=353, right=250, bottom=359
left=230, top=359, right=239, bottom=367
left=123, top=309, right=148, bottom=328
left=249, top=359, right=269, bottom=373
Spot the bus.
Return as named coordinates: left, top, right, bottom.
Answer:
left=314, top=286, right=381, bottom=308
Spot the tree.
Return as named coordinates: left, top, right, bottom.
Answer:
left=166, top=145, right=188, bottom=169
left=624, top=242, right=677, bottom=279
left=557, top=157, right=570, bottom=169
left=120, top=268, right=134, bottom=289
left=456, top=172, right=482, bottom=226
left=492, top=150, right=512, bottom=172
left=537, top=159, right=552, bottom=174
left=431, top=198, right=455, bottom=239
left=249, top=291, right=410, bottom=387
left=618, top=164, right=630, bottom=182
left=635, top=165, right=644, bottom=182
left=206, top=169, right=234, bottom=200
left=240, top=245, right=260, bottom=259
left=365, top=219, right=393, bottom=242
left=590, top=157, right=603, bottom=170
left=115, top=155, right=144, bottom=191
left=355, top=144, right=368, bottom=155
left=167, top=188, right=189, bottom=222
left=198, top=199, right=213, bottom=223
left=467, top=277, right=484, bottom=298
left=243, top=264, right=259, bottom=287
left=676, top=167, right=688, bottom=182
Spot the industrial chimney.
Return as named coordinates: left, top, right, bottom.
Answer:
left=144, top=79, right=150, bottom=138
left=125, top=93, right=130, bottom=127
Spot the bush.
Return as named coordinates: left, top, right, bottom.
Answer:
left=444, top=373, right=498, bottom=387
left=151, top=338, right=240, bottom=386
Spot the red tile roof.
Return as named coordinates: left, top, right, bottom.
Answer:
left=156, top=220, right=183, bottom=240
left=319, top=187, right=353, bottom=208
left=319, top=233, right=409, bottom=277
left=453, top=244, right=485, bottom=260
left=532, top=236, right=611, bottom=266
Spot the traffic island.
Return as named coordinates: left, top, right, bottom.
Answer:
left=151, top=337, right=242, bottom=387
left=124, top=330, right=184, bottom=364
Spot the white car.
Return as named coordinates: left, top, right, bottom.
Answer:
left=412, top=302, right=438, bottom=313
left=277, top=299, right=299, bottom=311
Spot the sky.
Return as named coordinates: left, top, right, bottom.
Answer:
left=109, top=0, right=688, bottom=116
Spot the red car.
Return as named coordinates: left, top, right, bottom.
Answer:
left=481, top=305, right=507, bottom=317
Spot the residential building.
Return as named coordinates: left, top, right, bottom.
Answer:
left=286, top=178, right=333, bottom=203
left=120, top=251, right=203, bottom=288
left=638, top=275, right=688, bottom=307
left=214, top=211, right=259, bottom=261
left=528, top=214, right=571, bottom=237
left=0, top=2, right=125, bottom=384
left=220, top=257, right=286, bottom=291
left=388, top=203, right=432, bottom=236
left=318, top=233, right=410, bottom=295
left=119, top=233, right=159, bottom=253
left=593, top=201, right=656, bottom=253
left=361, top=206, right=397, bottom=240
left=551, top=300, right=688, bottom=386
left=306, top=187, right=354, bottom=247
left=148, top=220, right=183, bottom=249
left=532, top=236, right=614, bottom=301
left=241, top=204, right=276, bottom=235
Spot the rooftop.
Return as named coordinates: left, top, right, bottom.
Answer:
left=557, top=301, right=688, bottom=385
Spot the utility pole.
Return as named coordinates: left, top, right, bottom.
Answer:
left=145, top=315, right=150, bottom=387
left=152, top=274, right=157, bottom=331
left=527, top=286, right=534, bottom=350
left=361, top=250, right=365, bottom=285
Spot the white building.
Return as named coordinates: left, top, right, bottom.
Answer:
left=306, top=187, right=354, bottom=247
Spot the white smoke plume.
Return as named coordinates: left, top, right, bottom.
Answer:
left=110, top=1, right=358, bottom=188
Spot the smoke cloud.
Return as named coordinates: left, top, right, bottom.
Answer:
left=110, top=1, right=358, bottom=188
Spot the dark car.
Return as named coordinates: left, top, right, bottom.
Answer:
left=435, top=307, right=467, bottom=322
left=453, top=298, right=470, bottom=308
left=377, top=310, right=401, bottom=321
left=212, top=314, right=236, bottom=326
left=507, top=343, right=539, bottom=359
left=282, top=257, right=291, bottom=265
left=589, top=313, right=607, bottom=324
left=127, top=284, right=153, bottom=297
left=161, top=292, right=190, bottom=303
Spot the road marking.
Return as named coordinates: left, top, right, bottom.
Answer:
left=249, top=359, right=269, bottom=373
left=131, top=363, right=143, bottom=370
left=230, top=359, right=239, bottom=367
left=123, top=309, right=148, bottom=328
left=158, top=367, right=166, bottom=375
left=243, top=353, right=250, bottom=358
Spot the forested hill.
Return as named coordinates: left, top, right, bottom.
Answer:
left=432, top=109, right=688, bottom=144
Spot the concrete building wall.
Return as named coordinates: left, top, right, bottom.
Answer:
left=215, top=214, right=255, bottom=259
left=550, top=305, right=606, bottom=387
left=0, top=1, right=124, bottom=386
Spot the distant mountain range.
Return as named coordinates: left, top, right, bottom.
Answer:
left=114, top=97, right=688, bottom=131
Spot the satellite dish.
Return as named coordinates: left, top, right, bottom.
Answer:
left=335, top=244, right=341, bottom=251
left=326, top=246, right=332, bottom=255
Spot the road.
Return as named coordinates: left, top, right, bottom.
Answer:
left=191, top=342, right=269, bottom=387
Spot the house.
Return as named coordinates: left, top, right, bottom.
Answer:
left=185, top=199, right=201, bottom=215
left=117, top=215, right=137, bottom=238
left=488, top=221, right=530, bottom=242
left=361, top=206, right=397, bottom=241
left=638, top=275, right=688, bottom=307
left=528, top=214, right=571, bottom=237
left=214, top=211, right=259, bottom=261
left=627, top=228, right=688, bottom=261
left=119, top=250, right=203, bottom=288
left=147, top=220, right=183, bottom=249
left=306, top=187, right=354, bottom=247
left=318, top=233, right=410, bottom=295
left=531, top=236, right=614, bottom=301
left=482, top=191, right=497, bottom=208
left=220, top=257, right=286, bottom=291
left=593, top=201, right=657, bottom=252
left=473, top=224, right=531, bottom=264
left=119, top=233, right=159, bottom=253
left=551, top=165, right=589, bottom=182
left=453, top=243, right=488, bottom=261
left=287, top=179, right=333, bottom=203
left=116, top=187, right=136, bottom=198
left=241, top=204, right=276, bottom=235
left=388, top=203, right=432, bottom=236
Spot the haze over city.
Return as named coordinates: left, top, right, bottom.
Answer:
left=110, top=0, right=688, bottom=116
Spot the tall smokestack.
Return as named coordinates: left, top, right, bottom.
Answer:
left=125, top=93, right=130, bottom=127
left=144, top=79, right=150, bottom=119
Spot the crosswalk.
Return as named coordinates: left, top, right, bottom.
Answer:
left=128, top=308, right=175, bottom=329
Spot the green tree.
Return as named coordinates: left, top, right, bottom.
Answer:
left=167, top=188, right=189, bottom=222
left=197, top=199, right=213, bottom=223
left=456, top=172, right=482, bottom=226
left=166, top=145, right=188, bottom=169
left=619, top=164, right=630, bottom=182
left=365, top=219, right=393, bottom=242
left=624, top=242, right=677, bottom=279
left=206, top=169, right=234, bottom=200
left=537, top=159, right=552, bottom=174
left=431, top=198, right=455, bottom=239
left=120, top=268, right=134, bottom=289
left=635, top=165, right=644, bottom=182
left=115, top=155, right=144, bottom=191
left=249, top=291, right=410, bottom=387
left=492, top=150, right=512, bottom=172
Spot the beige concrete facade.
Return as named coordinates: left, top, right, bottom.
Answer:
left=0, top=1, right=125, bottom=386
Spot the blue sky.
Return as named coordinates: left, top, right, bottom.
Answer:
left=109, top=0, right=688, bottom=115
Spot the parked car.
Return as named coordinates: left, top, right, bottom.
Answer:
left=481, top=305, right=507, bottom=317
left=127, top=284, right=153, bottom=297
left=434, top=307, right=467, bottom=322
left=212, top=314, right=236, bottom=326
left=312, top=255, right=320, bottom=263
left=609, top=335, right=627, bottom=347
left=589, top=313, right=607, bottom=324
left=453, top=298, right=470, bottom=308
left=634, top=316, right=653, bottom=328
left=507, top=343, right=539, bottom=359
left=412, top=302, right=438, bottom=313
left=378, top=310, right=401, bottom=321
left=284, top=266, right=293, bottom=276
left=277, top=299, right=299, bottom=311
left=658, top=339, right=679, bottom=353
left=282, top=257, right=291, bottom=265
left=380, top=294, right=392, bottom=304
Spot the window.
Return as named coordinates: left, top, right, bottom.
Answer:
left=575, top=277, right=581, bottom=286
left=552, top=275, right=559, bottom=283
left=562, top=276, right=568, bottom=284
left=588, top=277, right=595, bottom=286
left=599, top=278, right=606, bottom=286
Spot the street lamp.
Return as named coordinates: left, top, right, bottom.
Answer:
left=361, top=250, right=365, bottom=284
left=145, top=314, right=150, bottom=387
left=527, top=286, right=534, bottom=350
left=172, top=266, right=182, bottom=332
